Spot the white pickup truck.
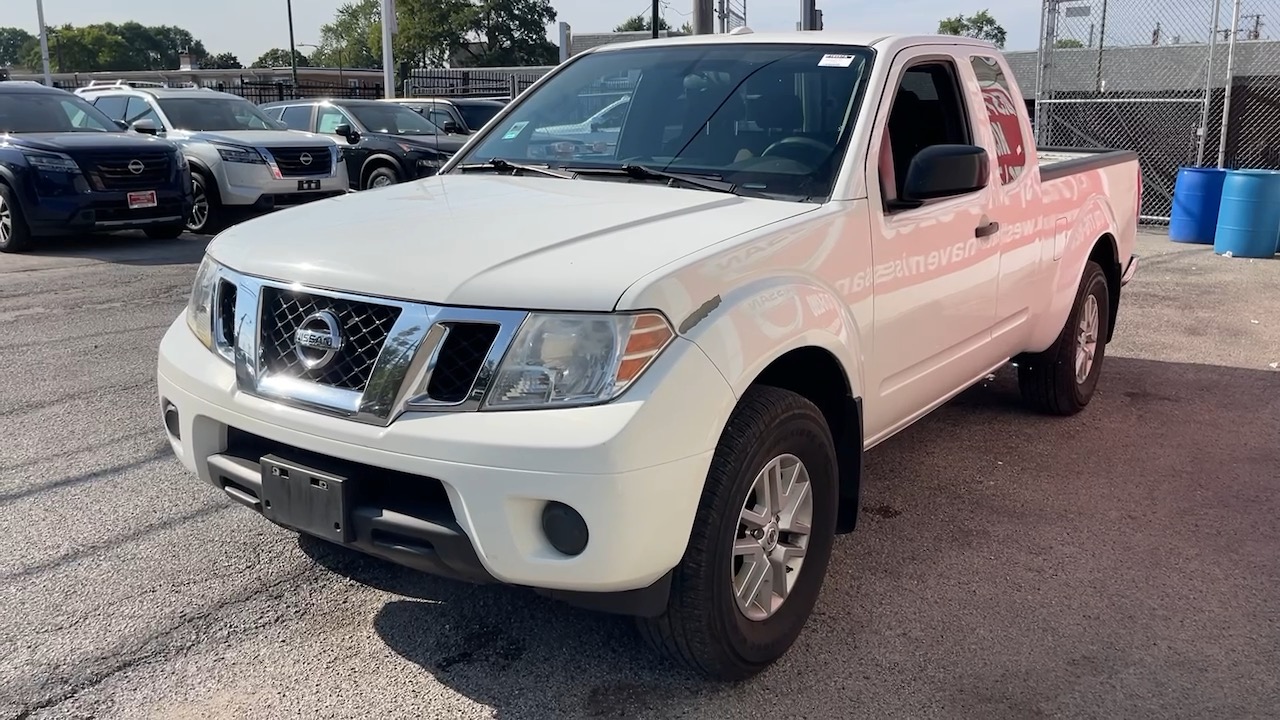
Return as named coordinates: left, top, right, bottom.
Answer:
left=158, top=32, right=1140, bottom=680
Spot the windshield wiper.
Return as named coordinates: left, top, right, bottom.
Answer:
left=567, top=163, right=738, bottom=195
left=454, top=157, right=574, bottom=179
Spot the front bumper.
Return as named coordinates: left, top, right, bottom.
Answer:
left=25, top=188, right=193, bottom=236
left=156, top=316, right=735, bottom=614
left=215, top=158, right=350, bottom=208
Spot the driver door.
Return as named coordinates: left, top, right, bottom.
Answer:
left=863, top=49, right=1003, bottom=438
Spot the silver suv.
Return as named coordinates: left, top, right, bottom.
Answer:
left=76, top=83, right=350, bottom=234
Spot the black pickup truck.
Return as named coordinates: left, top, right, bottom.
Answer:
left=0, top=81, right=193, bottom=252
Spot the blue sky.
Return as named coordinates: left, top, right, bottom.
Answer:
left=12, top=1, right=1042, bottom=64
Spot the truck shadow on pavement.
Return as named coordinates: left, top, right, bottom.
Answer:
left=300, top=355, right=1278, bottom=720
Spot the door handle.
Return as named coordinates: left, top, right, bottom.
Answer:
left=975, top=221, right=1000, bottom=238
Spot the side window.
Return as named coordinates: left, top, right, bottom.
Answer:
left=595, top=101, right=628, bottom=130
left=61, top=101, right=110, bottom=131
left=91, top=95, right=128, bottom=120
left=124, top=97, right=160, bottom=126
left=427, top=109, right=453, bottom=128
left=315, top=107, right=350, bottom=134
left=279, top=105, right=312, bottom=130
left=970, top=55, right=1026, bottom=185
left=881, top=61, right=973, bottom=203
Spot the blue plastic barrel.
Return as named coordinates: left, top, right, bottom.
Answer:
left=1215, top=169, right=1280, bottom=258
left=1170, top=167, right=1228, bottom=244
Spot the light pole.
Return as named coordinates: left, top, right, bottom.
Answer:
left=286, top=0, right=299, bottom=91
left=35, top=0, right=52, bottom=85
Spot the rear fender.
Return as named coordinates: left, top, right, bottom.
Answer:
left=1028, top=190, right=1121, bottom=352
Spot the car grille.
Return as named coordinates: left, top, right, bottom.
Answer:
left=424, top=324, right=501, bottom=403
left=258, top=287, right=402, bottom=392
left=268, top=146, right=333, bottom=177
left=82, top=152, right=173, bottom=190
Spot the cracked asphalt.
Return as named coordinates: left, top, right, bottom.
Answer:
left=1, top=230, right=1277, bottom=719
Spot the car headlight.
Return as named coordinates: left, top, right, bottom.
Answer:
left=481, top=311, right=674, bottom=410
left=213, top=143, right=265, bottom=164
left=186, top=254, right=223, bottom=350
left=24, top=152, right=81, bottom=174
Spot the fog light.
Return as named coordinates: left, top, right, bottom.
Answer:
left=162, top=401, right=180, bottom=440
left=541, top=501, right=588, bottom=556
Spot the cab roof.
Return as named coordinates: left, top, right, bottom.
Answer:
left=585, top=31, right=999, bottom=55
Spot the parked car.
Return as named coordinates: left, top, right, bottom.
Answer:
left=388, top=97, right=507, bottom=136
left=75, top=82, right=349, bottom=234
left=261, top=98, right=466, bottom=190
left=0, top=81, right=192, bottom=253
left=529, top=94, right=630, bottom=154
left=158, top=32, right=1141, bottom=680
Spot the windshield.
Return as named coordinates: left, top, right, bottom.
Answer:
left=456, top=103, right=503, bottom=130
left=454, top=43, right=873, bottom=201
left=157, top=97, right=282, bottom=131
left=348, top=104, right=440, bottom=135
left=0, top=92, right=118, bottom=133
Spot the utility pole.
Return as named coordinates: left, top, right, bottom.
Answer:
left=693, top=0, right=714, bottom=34
left=286, top=0, right=299, bottom=92
left=380, top=0, right=396, bottom=98
left=801, top=0, right=817, bottom=30
left=652, top=0, right=661, bottom=37
left=35, top=0, right=52, bottom=85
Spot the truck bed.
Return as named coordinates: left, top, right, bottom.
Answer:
left=1038, top=146, right=1140, bottom=182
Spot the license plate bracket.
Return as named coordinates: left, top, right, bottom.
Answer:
left=297, top=179, right=322, bottom=191
left=260, top=454, right=351, bottom=543
left=127, top=190, right=158, bottom=209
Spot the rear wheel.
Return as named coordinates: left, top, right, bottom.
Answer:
left=637, top=385, right=839, bottom=681
left=0, top=183, right=34, bottom=253
left=1017, top=260, right=1111, bottom=415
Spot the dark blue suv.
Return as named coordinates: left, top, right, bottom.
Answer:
left=0, top=81, right=193, bottom=253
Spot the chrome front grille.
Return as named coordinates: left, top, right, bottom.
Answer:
left=210, top=266, right=527, bottom=426
left=259, top=286, right=401, bottom=392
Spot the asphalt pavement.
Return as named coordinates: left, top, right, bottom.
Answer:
left=1, top=230, right=1277, bottom=720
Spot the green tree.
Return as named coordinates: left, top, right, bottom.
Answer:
left=252, top=48, right=310, bottom=68
left=1055, top=38, right=1084, bottom=49
left=18, top=22, right=208, bottom=72
left=203, top=52, right=243, bottom=69
left=454, top=0, right=559, bottom=67
left=0, top=27, right=36, bottom=68
left=310, top=0, right=383, bottom=69
left=937, top=10, right=1007, bottom=48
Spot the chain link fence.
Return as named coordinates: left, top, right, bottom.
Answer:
left=1035, top=0, right=1280, bottom=220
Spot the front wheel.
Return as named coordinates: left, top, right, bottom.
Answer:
left=186, top=171, right=223, bottom=235
left=637, top=385, right=839, bottom=681
left=364, top=166, right=399, bottom=190
left=0, top=183, right=34, bottom=253
left=1016, top=259, right=1112, bottom=415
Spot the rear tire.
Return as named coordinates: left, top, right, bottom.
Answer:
left=1017, top=260, right=1111, bottom=415
left=0, top=183, right=34, bottom=253
left=637, top=385, right=839, bottom=682
left=144, top=224, right=186, bottom=240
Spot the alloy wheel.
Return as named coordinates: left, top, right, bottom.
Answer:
left=731, top=453, right=814, bottom=621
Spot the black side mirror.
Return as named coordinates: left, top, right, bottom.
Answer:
left=131, top=118, right=161, bottom=136
left=112, top=119, right=129, bottom=131
left=898, top=144, right=989, bottom=207
left=441, top=120, right=463, bottom=134
left=333, top=123, right=359, bottom=144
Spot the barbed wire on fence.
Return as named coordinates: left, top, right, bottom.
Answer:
left=1035, top=0, right=1280, bottom=220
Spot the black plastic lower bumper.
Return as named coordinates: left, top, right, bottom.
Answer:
left=203, top=426, right=673, bottom=617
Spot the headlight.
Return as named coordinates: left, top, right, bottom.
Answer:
left=482, top=311, right=674, bottom=410
left=186, top=254, right=222, bottom=350
left=213, top=143, right=265, bottom=164
left=24, top=152, right=81, bottom=174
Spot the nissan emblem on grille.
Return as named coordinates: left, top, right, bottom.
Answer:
left=299, top=152, right=313, bottom=166
left=128, top=159, right=145, bottom=175
left=294, top=310, right=344, bottom=370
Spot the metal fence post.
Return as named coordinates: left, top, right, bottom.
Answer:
left=1195, top=0, right=1222, bottom=167
left=1217, top=0, right=1243, bottom=168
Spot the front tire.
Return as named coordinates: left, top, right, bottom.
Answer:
left=0, top=183, right=34, bottom=253
left=1016, top=260, right=1111, bottom=415
left=364, top=165, right=399, bottom=190
left=637, top=385, right=839, bottom=681
left=186, top=171, right=223, bottom=235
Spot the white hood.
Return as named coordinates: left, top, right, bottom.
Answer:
left=207, top=174, right=817, bottom=311
left=175, top=129, right=336, bottom=146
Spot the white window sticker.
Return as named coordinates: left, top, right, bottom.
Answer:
left=818, top=54, right=856, bottom=68
left=501, top=121, right=529, bottom=140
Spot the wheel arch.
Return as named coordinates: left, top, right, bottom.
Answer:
left=359, top=154, right=402, bottom=187
left=746, top=346, right=865, bottom=534
left=1089, top=232, right=1122, bottom=343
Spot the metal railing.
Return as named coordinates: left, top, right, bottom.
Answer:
left=1035, top=0, right=1280, bottom=221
